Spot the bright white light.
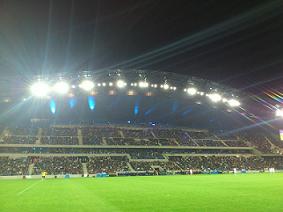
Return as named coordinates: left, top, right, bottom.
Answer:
left=163, top=84, right=169, bottom=90
left=53, top=81, right=69, bottom=95
left=30, top=81, right=50, bottom=97
left=151, top=84, right=157, bottom=88
left=79, top=80, right=95, bottom=91
left=187, top=87, right=197, bottom=96
left=208, top=93, right=222, bottom=102
left=102, top=83, right=106, bottom=87
left=228, top=99, right=241, bottom=107
left=275, top=109, right=283, bottom=117
left=138, top=81, right=149, bottom=88
left=109, top=82, right=113, bottom=86
left=222, top=98, right=228, bottom=103
left=116, top=80, right=127, bottom=88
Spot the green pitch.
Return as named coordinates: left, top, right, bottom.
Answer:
left=1, top=173, right=283, bottom=212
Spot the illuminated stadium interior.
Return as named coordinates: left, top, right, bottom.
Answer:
left=0, top=1, right=283, bottom=211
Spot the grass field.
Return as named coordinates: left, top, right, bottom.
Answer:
left=0, top=173, right=283, bottom=212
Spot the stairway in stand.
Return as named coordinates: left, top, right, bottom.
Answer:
left=28, top=163, right=35, bottom=175
left=82, top=163, right=88, bottom=176
left=77, top=129, right=83, bottom=145
left=35, top=128, right=43, bottom=144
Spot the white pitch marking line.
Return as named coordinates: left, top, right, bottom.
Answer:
left=17, top=180, right=42, bottom=196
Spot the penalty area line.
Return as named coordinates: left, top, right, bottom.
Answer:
left=17, top=180, right=42, bottom=196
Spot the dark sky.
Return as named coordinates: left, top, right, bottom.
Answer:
left=0, top=0, right=282, bottom=93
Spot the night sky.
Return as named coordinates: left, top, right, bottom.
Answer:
left=0, top=0, right=282, bottom=94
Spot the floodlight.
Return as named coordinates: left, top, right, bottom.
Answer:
left=109, top=82, right=113, bottom=86
left=116, top=80, right=127, bottom=88
left=275, top=109, right=283, bottom=117
left=53, top=81, right=69, bottom=95
left=79, top=80, right=95, bottom=91
left=128, top=90, right=135, bottom=96
left=139, top=81, right=149, bottom=88
left=228, top=99, right=240, bottom=107
left=208, top=93, right=222, bottom=102
left=163, top=84, right=169, bottom=90
left=30, top=81, right=50, bottom=97
left=187, top=87, right=197, bottom=96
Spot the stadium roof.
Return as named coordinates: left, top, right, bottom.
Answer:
left=0, top=1, right=281, bottom=130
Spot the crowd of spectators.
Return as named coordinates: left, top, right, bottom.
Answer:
left=0, top=157, right=29, bottom=176
left=222, top=139, right=248, bottom=147
left=106, top=137, right=159, bottom=146
left=2, top=126, right=282, bottom=154
left=130, top=161, right=179, bottom=171
left=0, top=146, right=254, bottom=155
left=122, top=128, right=153, bottom=138
left=41, top=136, right=78, bottom=145
left=236, top=132, right=274, bottom=153
left=33, top=157, right=82, bottom=175
left=0, top=136, right=37, bottom=144
left=194, top=139, right=226, bottom=147
left=87, top=156, right=129, bottom=174
left=81, top=127, right=114, bottom=145
left=7, top=127, right=38, bottom=136
left=129, top=150, right=165, bottom=159
left=130, top=156, right=283, bottom=172
left=1, top=126, right=283, bottom=176
left=1, top=155, right=283, bottom=176
left=169, top=156, right=283, bottom=170
left=268, top=136, right=283, bottom=148
left=80, top=127, right=264, bottom=148
left=42, top=127, right=77, bottom=136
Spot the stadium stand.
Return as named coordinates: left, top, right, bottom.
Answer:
left=33, top=157, right=82, bottom=175
left=87, top=156, right=130, bottom=174
left=0, top=157, right=30, bottom=176
left=0, top=125, right=283, bottom=176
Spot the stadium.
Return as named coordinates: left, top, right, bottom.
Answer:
left=1, top=69, right=283, bottom=211
left=1, top=1, right=283, bottom=212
